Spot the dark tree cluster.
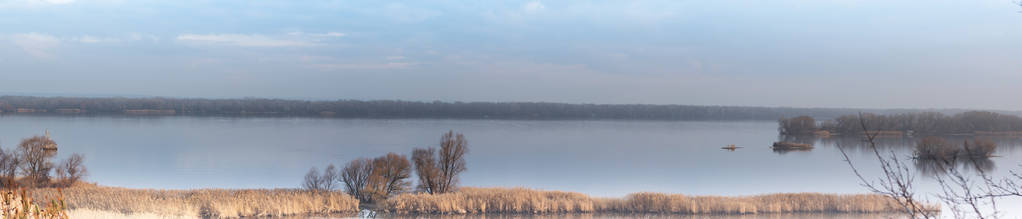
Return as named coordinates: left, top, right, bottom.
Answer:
left=781, top=111, right=1022, bottom=136
left=303, top=131, right=467, bottom=203
left=777, top=116, right=817, bottom=135
left=0, top=96, right=958, bottom=121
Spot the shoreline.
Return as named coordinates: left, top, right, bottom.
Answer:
left=29, top=184, right=931, bottom=218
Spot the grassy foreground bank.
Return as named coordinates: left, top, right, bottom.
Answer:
left=25, top=185, right=930, bottom=218
left=31, top=184, right=359, bottom=218
left=380, top=187, right=926, bottom=215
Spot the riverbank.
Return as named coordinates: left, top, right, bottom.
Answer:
left=28, top=185, right=930, bottom=218
left=379, top=187, right=924, bottom=215
left=31, top=183, right=359, bottom=218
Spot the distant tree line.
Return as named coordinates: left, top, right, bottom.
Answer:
left=0, top=96, right=979, bottom=121
left=780, top=111, right=1022, bottom=136
left=303, top=130, right=468, bottom=203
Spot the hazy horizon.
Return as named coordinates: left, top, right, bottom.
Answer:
left=3, top=0, right=1021, bottom=110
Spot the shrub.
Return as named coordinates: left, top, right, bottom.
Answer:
left=55, top=153, right=88, bottom=187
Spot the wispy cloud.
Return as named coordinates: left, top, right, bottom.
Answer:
left=288, top=31, right=346, bottom=38
left=301, top=55, right=415, bottom=70
left=9, top=33, right=61, bottom=58
left=523, top=1, right=546, bottom=13
left=176, top=34, right=318, bottom=47
left=40, top=0, right=73, bottom=4
left=128, top=33, right=160, bottom=42
left=0, top=0, right=75, bottom=8
left=72, top=35, right=120, bottom=43
left=312, top=62, right=415, bottom=70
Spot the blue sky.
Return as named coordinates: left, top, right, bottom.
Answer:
left=1, top=0, right=1021, bottom=109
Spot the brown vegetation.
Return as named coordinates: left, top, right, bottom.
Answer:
left=379, top=187, right=924, bottom=215
left=31, top=184, right=359, bottom=218
left=368, top=153, right=413, bottom=200
left=413, top=130, right=469, bottom=195
left=0, top=133, right=88, bottom=188
left=54, top=153, right=87, bottom=187
left=337, top=154, right=414, bottom=203
left=771, top=142, right=813, bottom=150
left=18, top=136, right=58, bottom=187
left=341, top=158, right=375, bottom=202
left=0, top=183, right=69, bottom=218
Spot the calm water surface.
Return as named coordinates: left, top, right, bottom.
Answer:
left=2, top=115, right=1022, bottom=217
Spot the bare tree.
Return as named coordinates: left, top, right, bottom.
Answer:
left=341, top=158, right=375, bottom=202
left=436, top=131, right=468, bottom=194
left=55, top=153, right=87, bottom=187
left=412, top=147, right=440, bottom=194
left=322, top=164, right=339, bottom=191
left=17, top=135, right=58, bottom=187
left=836, top=113, right=937, bottom=218
left=368, top=153, right=412, bottom=200
left=0, top=147, right=20, bottom=187
left=411, top=131, right=470, bottom=195
left=302, top=167, right=324, bottom=191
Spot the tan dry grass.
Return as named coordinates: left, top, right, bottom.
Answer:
left=68, top=208, right=198, bottom=219
left=379, top=187, right=932, bottom=215
left=32, top=184, right=358, bottom=218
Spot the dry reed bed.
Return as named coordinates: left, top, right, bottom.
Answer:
left=31, top=185, right=358, bottom=218
left=380, top=187, right=931, bottom=215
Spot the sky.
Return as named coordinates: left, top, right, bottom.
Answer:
left=1, top=0, right=1021, bottom=109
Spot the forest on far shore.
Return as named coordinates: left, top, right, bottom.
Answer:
left=1, top=96, right=1006, bottom=121
left=779, top=111, right=1022, bottom=136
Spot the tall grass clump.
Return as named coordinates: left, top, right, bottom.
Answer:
left=380, top=187, right=597, bottom=214
left=0, top=182, right=69, bottom=218
left=32, top=184, right=359, bottom=218
left=379, top=187, right=926, bottom=215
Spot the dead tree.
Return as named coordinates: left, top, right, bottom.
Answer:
left=368, top=153, right=411, bottom=200
left=17, top=136, right=57, bottom=187
left=341, top=158, right=375, bottom=202
left=55, top=153, right=87, bottom=187
left=412, top=147, right=440, bottom=194
left=436, top=131, right=468, bottom=194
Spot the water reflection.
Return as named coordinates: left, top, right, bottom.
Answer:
left=771, top=146, right=812, bottom=154
left=782, top=134, right=1013, bottom=175
left=914, top=156, right=995, bottom=177
left=772, top=135, right=815, bottom=154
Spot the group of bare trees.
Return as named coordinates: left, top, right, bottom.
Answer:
left=839, top=114, right=1022, bottom=218
left=303, top=130, right=468, bottom=203
left=0, top=134, right=87, bottom=188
